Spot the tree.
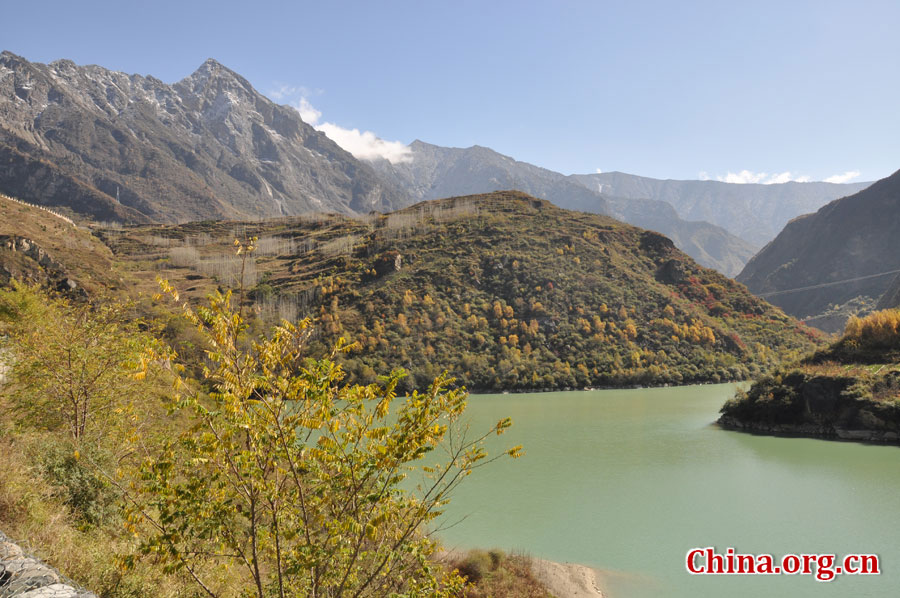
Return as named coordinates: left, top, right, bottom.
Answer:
left=122, top=244, right=520, bottom=598
left=0, top=283, right=151, bottom=445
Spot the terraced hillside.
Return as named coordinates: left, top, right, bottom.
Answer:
left=99, top=191, right=821, bottom=392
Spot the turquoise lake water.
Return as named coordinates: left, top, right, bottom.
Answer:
left=436, top=384, right=900, bottom=597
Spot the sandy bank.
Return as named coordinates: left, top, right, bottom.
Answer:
left=531, top=558, right=605, bottom=597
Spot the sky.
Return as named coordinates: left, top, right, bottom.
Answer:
left=3, top=0, right=899, bottom=183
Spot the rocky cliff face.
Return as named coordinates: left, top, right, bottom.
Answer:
left=0, top=52, right=408, bottom=223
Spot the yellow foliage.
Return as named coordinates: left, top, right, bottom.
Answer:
left=843, top=309, right=900, bottom=347
left=493, top=300, right=504, bottom=319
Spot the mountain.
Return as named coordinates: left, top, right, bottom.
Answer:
left=372, top=141, right=756, bottom=276
left=571, top=172, right=871, bottom=247
left=101, top=191, right=821, bottom=392
left=876, top=274, right=900, bottom=311
left=737, top=169, right=900, bottom=329
left=0, top=52, right=407, bottom=223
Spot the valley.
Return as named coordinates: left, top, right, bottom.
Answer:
left=0, top=27, right=898, bottom=598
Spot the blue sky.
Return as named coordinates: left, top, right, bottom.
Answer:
left=4, top=0, right=898, bottom=182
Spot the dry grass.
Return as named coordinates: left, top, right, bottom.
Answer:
left=0, top=435, right=192, bottom=598
left=447, top=549, right=555, bottom=598
left=0, top=197, right=121, bottom=294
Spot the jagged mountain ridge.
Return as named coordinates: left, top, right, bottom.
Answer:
left=571, top=171, right=871, bottom=247
left=0, top=52, right=407, bottom=223
left=737, top=168, right=900, bottom=325
left=371, top=140, right=756, bottom=276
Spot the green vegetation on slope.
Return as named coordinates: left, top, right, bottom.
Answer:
left=101, top=192, right=821, bottom=393
left=0, top=279, right=519, bottom=598
left=720, top=308, right=900, bottom=442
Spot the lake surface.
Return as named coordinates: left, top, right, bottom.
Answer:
left=436, top=384, right=900, bottom=598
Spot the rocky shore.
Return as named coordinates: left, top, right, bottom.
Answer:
left=717, top=414, right=900, bottom=443
left=718, top=371, right=900, bottom=444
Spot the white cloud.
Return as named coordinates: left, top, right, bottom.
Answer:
left=824, top=170, right=861, bottom=184
left=595, top=168, right=603, bottom=174
left=704, top=169, right=860, bottom=184
left=273, top=86, right=412, bottom=164
left=316, top=122, right=413, bottom=164
left=291, top=97, right=322, bottom=127
left=711, top=170, right=810, bottom=184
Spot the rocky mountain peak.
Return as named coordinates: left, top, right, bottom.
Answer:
left=178, top=58, right=255, bottom=99
left=0, top=53, right=410, bottom=223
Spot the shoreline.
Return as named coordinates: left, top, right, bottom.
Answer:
left=531, top=558, right=606, bottom=598
left=717, top=416, right=900, bottom=445
left=468, top=379, right=744, bottom=396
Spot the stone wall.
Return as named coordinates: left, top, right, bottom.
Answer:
left=0, top=532, right=95, bottom=598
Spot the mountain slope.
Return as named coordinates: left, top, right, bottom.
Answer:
left=0, top=52, right=407, bottom=222
left=102, top=192, right=821, bottom=392
left=602, top=195, right=756, bottom=277
left=571, top=171, right=870, bottom=247
left=372, top=141, right=755, bottom=275
left=737, top=169, right=900, bottom=326
left=0, top=193, right=123, bottom=294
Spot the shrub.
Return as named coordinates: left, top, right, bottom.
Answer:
left=843, top=309, right=900, bottom=351
left=120, top=244, right=521, bottom=598
left=456, top=550, right=494, bottom=583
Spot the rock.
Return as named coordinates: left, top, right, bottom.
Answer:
left=0, top=542, right=23, bottom=559
left=0, top=558, right=61, bottom=597
left=374, top=251, right=402, bottom=276
left=0, top=533, right=95, bottom=598
left=16, top=583, right=82, bottom=598
left=655, top=259, right=688, bottom=285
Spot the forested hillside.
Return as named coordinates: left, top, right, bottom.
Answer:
left=102, top=192, right=821, bottom=391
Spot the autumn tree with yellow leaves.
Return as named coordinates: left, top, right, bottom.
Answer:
left=122, top=239, right=521, bottom=598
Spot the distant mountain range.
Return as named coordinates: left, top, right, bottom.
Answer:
left=738, top=168, right=900, bottom=331
left=371, top=141, right=757, bottom=275
left=571, top=172, right=870, bottom=248
left=0, top=52, right=405, bottom=223
left=0, top=53, right=873, bottom=279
